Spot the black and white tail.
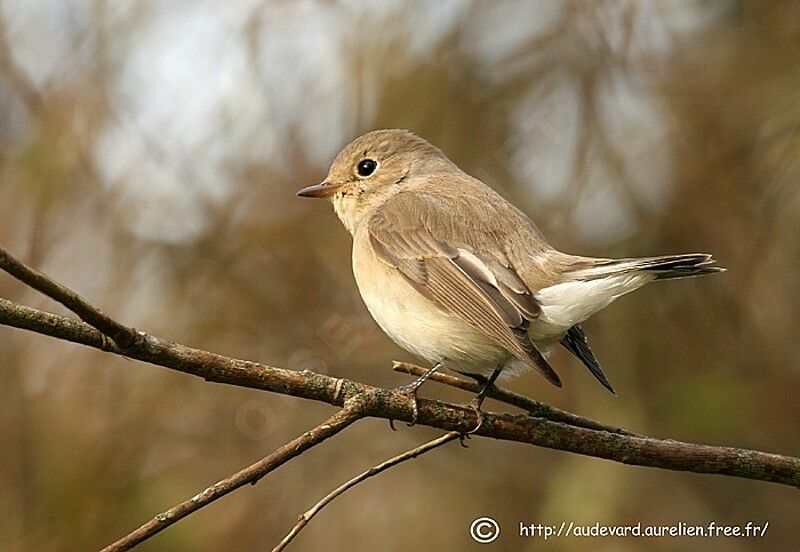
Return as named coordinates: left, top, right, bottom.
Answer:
left=534, top=253, right=724, bottom=393
left=537, top=253, right=725, bottom=330
left=576, top=253, right=724, bottom=281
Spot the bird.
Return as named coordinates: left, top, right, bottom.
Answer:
left=297, top=129, right=723, bottom=428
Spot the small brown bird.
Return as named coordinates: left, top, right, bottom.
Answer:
left=298, top=129, right=723, bottom=424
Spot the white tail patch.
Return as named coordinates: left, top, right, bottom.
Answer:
left=534, top=273, right=654, bottom=332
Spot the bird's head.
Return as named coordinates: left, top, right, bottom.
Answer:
left=297, top=129, right=452, bottom=232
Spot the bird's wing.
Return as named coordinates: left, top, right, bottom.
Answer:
left=367, top=193, right=561, bottom=387
left=560, top=324, right=615, bottom=394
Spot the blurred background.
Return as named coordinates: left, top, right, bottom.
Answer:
left=0, top=1, right=798, bottom=550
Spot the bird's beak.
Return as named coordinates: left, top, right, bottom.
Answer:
left=296, top=181, right=339, bottom=199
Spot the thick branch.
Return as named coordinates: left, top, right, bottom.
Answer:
left=102, top=396, right=369, bottom=552
left=1, top=297, right=798, bottom=488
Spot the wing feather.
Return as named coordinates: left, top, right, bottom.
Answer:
left=368, top=196, right=561, bottom=386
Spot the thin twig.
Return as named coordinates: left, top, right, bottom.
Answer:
left=273, top=431, right=461, bottom=552
left=101, top=396, right=370, bottom=552
left=393, top=362, right=640, bottom=436
left=0, top=246, right=138, bottom=347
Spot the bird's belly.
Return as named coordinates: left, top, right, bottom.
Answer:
left=352, top=244, right=510, bottom=377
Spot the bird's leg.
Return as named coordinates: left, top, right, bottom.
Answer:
left=465, top=366, right=503, bottom=435
left=388, top=361, right=444, bottom=430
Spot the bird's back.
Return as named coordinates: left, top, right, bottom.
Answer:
left=398, top=170, right=576, bottom=291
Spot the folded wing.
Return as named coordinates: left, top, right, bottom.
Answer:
left=368, top=193, right=561, bottom=387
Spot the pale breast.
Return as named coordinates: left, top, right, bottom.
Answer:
left=351, top=227, right=512, bottom=376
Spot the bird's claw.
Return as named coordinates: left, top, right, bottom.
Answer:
left=401, top=383, right=421, bottom=427
left=387, top=383, right=421, bottom=431
left=465, top=396, right=486, bottom=435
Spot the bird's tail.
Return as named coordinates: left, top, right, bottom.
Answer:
left=536, top=252, right=724, bottom=336
left=549, top=253, right=723, bottom=393
left=571, top=253, right=725, bottom=281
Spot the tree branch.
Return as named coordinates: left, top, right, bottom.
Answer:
left=1, top=245, right=799, bottom=549
left=101, top=396, right=370, bottom=552
left=1, top=296, right=799, bottom=490
left=393, top=361, right=641, bottom=436
left=0, top=247, right=138, bottom=347
left=273, top=431, right=461, bottom=552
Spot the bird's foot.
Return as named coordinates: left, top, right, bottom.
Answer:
left=465, top=395, right=487, bottom=435
left=453, top=398, right=485, bottom=448
left=388, top=382, right=422, bottom=430
left=387, top=361, right=443, bottom=430
left=459, top=366, right=502, bottom=439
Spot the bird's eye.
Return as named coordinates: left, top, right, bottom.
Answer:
left=356, top=159, right=377, bottom=177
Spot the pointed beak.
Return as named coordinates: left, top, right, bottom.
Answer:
left=296, top=181, right=338, bottom=199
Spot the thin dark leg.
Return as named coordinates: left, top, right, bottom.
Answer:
left=466, top=366, right=503, bottom=435
left=389, top=361, right=443, bottom=430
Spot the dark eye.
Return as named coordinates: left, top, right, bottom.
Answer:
left=356, top=159, right=377, bottom=177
